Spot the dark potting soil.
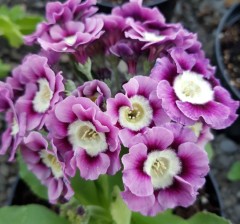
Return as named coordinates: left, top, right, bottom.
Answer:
left=221, top=22, right=240, bottom=90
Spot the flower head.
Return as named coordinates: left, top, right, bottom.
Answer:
left=151, top=48, right=239, bottom=129
left=11, top=55, right=64, bottom=131
left=107, top=76, right=170, bottom=147
left=121, top=125, right=209, bottom=216
left=46, top=96, right=120, bottom=180
left=0, top=82, right=26, bottom=160
left=73, top=80, right=111, bottom=110
left=21, top=132, right=73, bottom=203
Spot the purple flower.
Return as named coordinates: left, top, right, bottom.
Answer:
left=110, top=39, right=142, bottom=74
left=73, top=80, right=111, bottom=110
left=36, top=18, right=104, bottom=53
left=188, top=122, right=213, bottom=148
left=106, top=76, right=170, bottom=147
left=0, top=82, right=13, bottom=112
left=0, top=82, right=26, bottom=161
left=125, top=16, right=181, bottom=50
left=46, top=0, right=97, bottom=23
left=12, top=55, right=64, bottom=131
left=0, top=109, right=26, bottom=161
left=25, top=0, right=97, bottom=45
left=121, top=125, right=209, bottom=216
left=95, top=14, right=126, bottom=51
left=112, top=1, right=165, bottom=25
left=150, top=48, right=239, bottom=129
left=46, top=96, right=120, bottom=180
left=21, top=132, right=73, bottom=203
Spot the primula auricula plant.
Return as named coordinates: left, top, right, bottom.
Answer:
left=0, top=0, right=239, bottom=222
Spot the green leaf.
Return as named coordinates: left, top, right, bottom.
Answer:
left=110, top=186, right=131, bottom=224
left=8, top=5, right=25, bottom=21
left=131, top=210, right=186, bottom=224
left=188, top=211, right=231, bottom=224
left=205, top=143, right=214, bottom=161
left=15, top=16, right=43, bottom=35
left=0, top=60, right=11, bottom=78
left=18, top=153, right=48, bottom=200
left=0, top=15, right=23, bottom=47
left=71, top=172, right=101, bottom=206
left=65, top=79, right=77, bottom=96
left=227, top=161, right=240, bottom=181
left=0, top=204, right=70, bottom=224
left=86, top=206, right=113, bottom=224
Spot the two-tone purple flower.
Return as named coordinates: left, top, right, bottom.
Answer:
left=107, top=76, right=170, bottom=147
left=12, top=55, right=64, bottom=131
left=150, top=48, right=239, bottom=129
left=25, top=0, right=98, bottom=47
left=0, top=82, right=26, bottom=161
left=24, top=0, right=103, bottom=55
left=21, top=132, right=73, bottom=203
left=121, top=124, right=209, bottom=216
left=73, top=80, right=111, bottom=110
left=46, top=96, right=120, bottom=180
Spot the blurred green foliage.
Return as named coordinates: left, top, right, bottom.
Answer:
left=0, top=5, right=42, bottom=78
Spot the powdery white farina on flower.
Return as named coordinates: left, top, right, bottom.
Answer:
left=107, top=76, right=170, bottom=147
left=121, top=124, right=209, bottom=216
left=11, top=54, right=64, bottom=131
left=46, top=96, right=120, bottom=180
left=151, top=48, right=239, bottom=129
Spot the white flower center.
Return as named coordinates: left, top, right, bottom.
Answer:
left=40, top=150, right=63, bottom=179
left=11, top=117, right=19, bottom=136
left=143, top=32, right=165, bottom=42
left=143, top=150, right=181, bottom=189
left=189, top=122, right=203, bottom=138
left=68, top=120, right=107, bottom=157
left=173, top=71, right=214, bottom=105
left=118, top=95, right=153, bottom=131
left=64, top=35, right=77, bottom=46
left=33, top=78, right=53, bottom=113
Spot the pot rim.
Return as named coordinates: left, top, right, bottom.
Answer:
left=215, top=3, right=240, bottom=100
left=96, top=0, right=168, bottom=8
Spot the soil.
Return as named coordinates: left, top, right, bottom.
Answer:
left=221, top=22, right=240, bottom=90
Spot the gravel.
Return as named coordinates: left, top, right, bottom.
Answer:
left=0, top=0, right=240, bottom=223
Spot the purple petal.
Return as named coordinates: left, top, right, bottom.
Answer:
left=163, top=123, right=197, bottom=149
left=122, top=143, right=153, bottom=196
left=130, top=127, right=174, bottom=150
left=178, top=142, right=209, bottom=189
left=176, top=100, right=230, bottom=129
left=76, top=150, right=110, bottom=180
left=170, top=48, right=196, bottom=73
left=157, top=80, right=195, bottom=125
left=121, top=188, right=156, bottom=215
left=55, top=96, right=78, bottom=123
left=157, top=176, right=197, bottom=209
left=23, top=132, right=48, bottom=151
left=48, top=178, right=63, bottom=202
left=106, top=93, right=131, bottom=124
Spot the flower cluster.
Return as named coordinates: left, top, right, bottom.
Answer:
left=0, top=0, right=238, bottom=216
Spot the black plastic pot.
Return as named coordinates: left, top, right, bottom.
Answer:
left=214, top=4, right=240, bottom=141
left=205, top=173, right=224, bottom=217
left=96, top=0, right=177, bottom=22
